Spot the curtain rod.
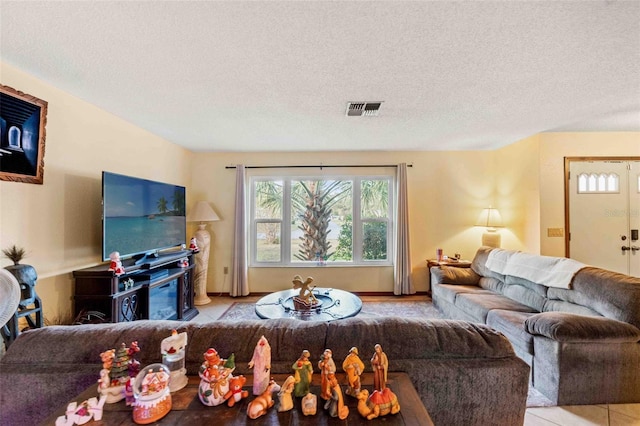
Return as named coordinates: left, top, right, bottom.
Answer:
left=225, top=164, right=412, bottom=170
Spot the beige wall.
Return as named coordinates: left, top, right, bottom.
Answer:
left=189, top=150, right=525, bottom=296
left=0, top=63, right=193, bottom=322
left=3, top=62, right=638, bottom=320
left=539, top=132, right=640, bottom=256
left=494, top=134, right=541, bottom=252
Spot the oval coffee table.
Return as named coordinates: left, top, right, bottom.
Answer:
left=255, top=288, right=362, bottom=321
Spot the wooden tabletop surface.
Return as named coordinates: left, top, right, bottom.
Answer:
left=42, top=372, right=434, bottom=425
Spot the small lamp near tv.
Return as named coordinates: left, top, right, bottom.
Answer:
left=187, top=201, right=220, bottom=306
left=475, top=206, right=504, bottom=248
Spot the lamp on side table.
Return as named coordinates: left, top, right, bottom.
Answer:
left=475, top=206, right=504, bottom=248
left=188, top=201, right=220, bottom=306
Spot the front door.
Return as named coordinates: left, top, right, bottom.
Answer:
left=567, top=158, right=640, bottom=276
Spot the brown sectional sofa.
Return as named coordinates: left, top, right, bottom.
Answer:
left=431, top=246, right=640, bottom=405
left=0, top=316, right=529, bottom=425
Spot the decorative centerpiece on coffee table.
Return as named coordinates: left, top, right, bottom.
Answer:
left=291, top=275, right=319, bottom=310
left=255, top=287, right=362, bottom=320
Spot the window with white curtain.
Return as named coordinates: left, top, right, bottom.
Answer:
left=250, top=173, right=394, bottom=267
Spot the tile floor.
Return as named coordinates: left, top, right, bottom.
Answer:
left=193, top=295, right=640, bottom=426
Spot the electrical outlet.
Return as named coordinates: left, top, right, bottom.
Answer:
left=547, top=228, right=564, bottom=238
left=224, top=266, right=229, bottom=274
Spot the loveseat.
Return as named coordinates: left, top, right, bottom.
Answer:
left=431, top=246, right=640, bottom=406
left=0, top=317, right=529, bottom=425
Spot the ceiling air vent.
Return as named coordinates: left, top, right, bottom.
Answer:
left=346, top=102, right=383, bottom=117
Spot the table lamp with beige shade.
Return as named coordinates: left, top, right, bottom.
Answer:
left=475, top=206, right=504, bottom=248
left=187, top=201, right=220, bottom=305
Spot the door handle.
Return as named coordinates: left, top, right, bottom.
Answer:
left=631, top=246, right=640, bottom=252
left=622, top=246, right=631, bottom=251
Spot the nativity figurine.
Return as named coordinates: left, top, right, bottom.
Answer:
left=342, top=346, right=365, bottom=397
left=318, top=348, right=336, bottom=400
left=246, top=379, right=280, bottom=419
left=371, top=343, right=389, bottom=391
left=292, top=349, right=313, bottom=397
left=277, top=375, right=296, bottom=412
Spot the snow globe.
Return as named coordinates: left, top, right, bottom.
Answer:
left=132, top=363, right=172, bottom=424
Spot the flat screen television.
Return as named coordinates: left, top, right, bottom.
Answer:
left=102, top=171, right=186, bottom=263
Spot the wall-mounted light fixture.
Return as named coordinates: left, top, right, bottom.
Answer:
left=475, top=206, right=504, bottom=248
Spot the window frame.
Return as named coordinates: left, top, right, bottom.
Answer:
left=249, top=172, right=395, bottom=267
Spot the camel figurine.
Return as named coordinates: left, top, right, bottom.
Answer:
left=246, top=379, right=281, bottom=419
left=356, top=388, right=401, bottom=420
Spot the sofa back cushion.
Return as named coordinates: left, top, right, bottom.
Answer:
left=472, top=248, right=640, bottom=326
left=478, top=276, right=505, bottom=293
left=551, top=267, right=640, bottom=329
left=502, top=282, right=546, bottom=312
left=1, top=319, right=331, bottom=377
left=471, top=246, right=506, bottom=281
left=0, top=320, right=187, bottom=368
left=325, top=317, right=516, bottom=362
left=542, top=299, right=603, bottom=317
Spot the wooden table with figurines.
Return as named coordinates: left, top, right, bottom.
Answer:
left=44, top=335, right=434, bottom=426
left=44, top=372, right=433, bottom=425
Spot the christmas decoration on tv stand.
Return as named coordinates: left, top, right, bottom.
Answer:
left=97, top=341, right=141, bottom=403
left=108, top=251, right=125, bottom=276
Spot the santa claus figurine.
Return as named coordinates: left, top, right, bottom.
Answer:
left=108, top=251, right=125, bottom=276
left=189, top=237, right=200, bottom=253
left=248, top=336, right=271, bottom=395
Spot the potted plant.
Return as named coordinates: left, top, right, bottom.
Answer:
left=2, top=245, right=26, bottom=265
left=2, top=245, right=39, bottom=309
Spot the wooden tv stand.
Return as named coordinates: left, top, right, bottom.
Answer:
left=73, top=250, right=198, bottom=323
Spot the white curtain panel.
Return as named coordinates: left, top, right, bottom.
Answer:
left=231, top=164, right=249, bottom=297
left=394, top=163, right=414, bottom=295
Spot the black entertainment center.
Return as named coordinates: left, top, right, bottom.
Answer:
left=72, top=171, right=197, bottom=323
left=73, top=249, right=198, bottom=323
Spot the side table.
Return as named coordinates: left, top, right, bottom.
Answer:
left=426, top=259, right=472, bottom=295
left=426, top=259, right=472, bottom=268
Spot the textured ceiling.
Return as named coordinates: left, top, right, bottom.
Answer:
left=1, top=1, right=639, bottom=152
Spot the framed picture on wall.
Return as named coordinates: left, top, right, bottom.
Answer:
left=0, top=84, right=48, bottom=184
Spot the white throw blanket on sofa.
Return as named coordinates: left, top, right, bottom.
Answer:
left=485, top=249, right=586, bottom=289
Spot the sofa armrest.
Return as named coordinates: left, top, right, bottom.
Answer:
left=525, top=312, right=640, bottom=343
left=431, top=265, right=480, bottom=286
